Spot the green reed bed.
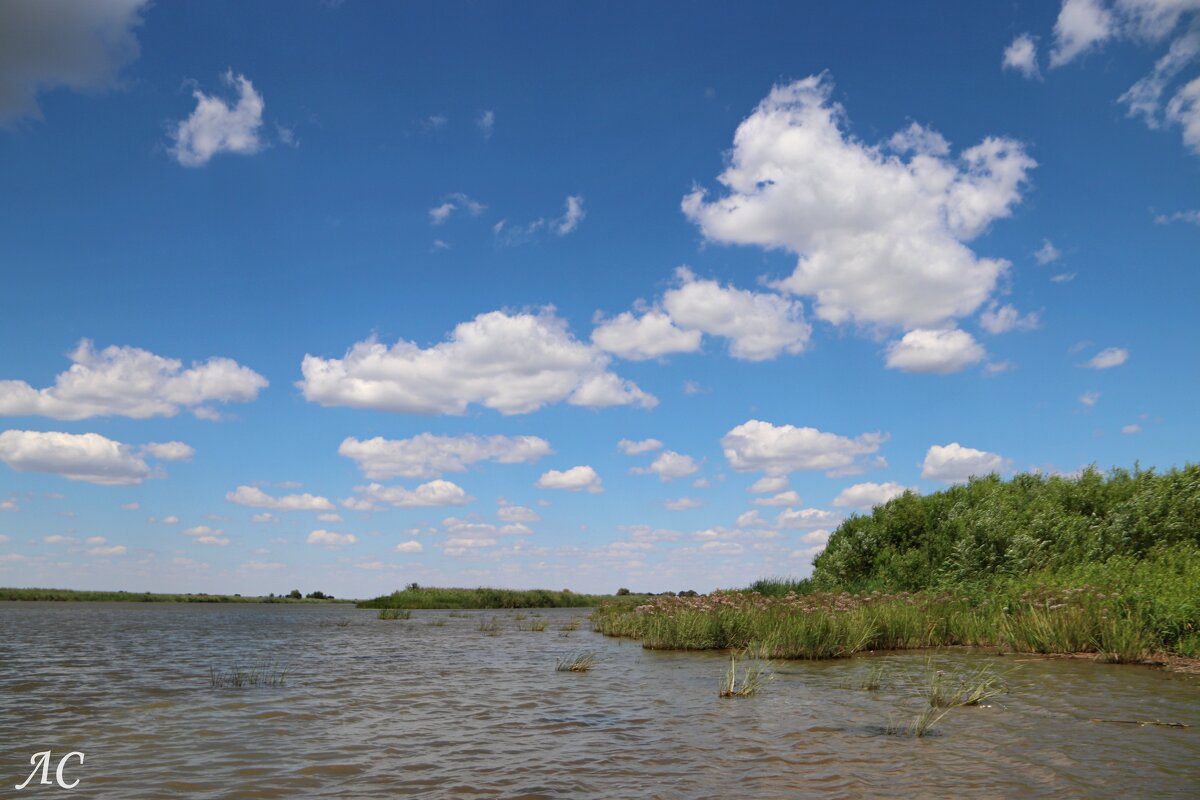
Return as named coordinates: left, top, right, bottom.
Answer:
left=592, top=575, right=1195, bottom=662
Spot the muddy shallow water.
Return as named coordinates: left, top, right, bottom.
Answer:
left=1, top=602, right=1197, bottom=798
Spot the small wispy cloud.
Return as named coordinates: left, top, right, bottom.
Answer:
left=477, top=110, right=495, bottom=139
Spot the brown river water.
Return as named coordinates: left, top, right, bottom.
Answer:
left=1, top=602, right=1198, bottom=798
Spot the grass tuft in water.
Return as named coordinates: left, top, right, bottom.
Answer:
left=921, top=660, right=1011, bottom=708
left=858, top=660, right=888, bottom=691
left=377, top=608, right=411, bottom=620
left=556, top=651, right=597, bottom=672
left=209, top=661, right=289, bottom=688
left=719, top=650, right=770, bottom=698
left=897, top=705, right=952, bottom=737
left=478, top=616, right=502, bottom=635
left=526, top=619, right=548, bottom=632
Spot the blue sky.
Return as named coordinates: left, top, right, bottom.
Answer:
left=1, top=0, right=1197, bottom=596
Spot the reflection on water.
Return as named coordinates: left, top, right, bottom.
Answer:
left=1, top=602, right=1197, bottom=798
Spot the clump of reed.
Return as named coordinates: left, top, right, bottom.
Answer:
left=556, top=651, right=596, bottom=672
left=922, top=662, right=1009, bottom=708
left=718, top=650, right=770, bottom=698
left=319, top=619, right=354, bottom=628
left=888, top=704, right=952, bottom=737
left=377, top=607, right=411, bottom=620
left=856, top=660, right=889, bottom=691
left=209, top=661, right=289, bottom=688
left=478, top=616, right=502, bottom=634
left=559, top=618, right=581, bottom=632
left=428, top=618, right=447, bottom=627
left=526, top=619, right=548, bottom=632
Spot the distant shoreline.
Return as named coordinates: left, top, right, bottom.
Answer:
left=0, top=587, right=353, bottom=603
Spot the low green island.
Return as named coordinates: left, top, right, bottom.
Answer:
left=357, top=585, right=616, bottom=609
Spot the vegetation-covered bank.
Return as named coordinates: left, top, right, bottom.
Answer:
left=595, top=466, right=1200, bottom=663
left=0, top=588, right=347, bottom=603
left=357, top=585, right=615, bottom=609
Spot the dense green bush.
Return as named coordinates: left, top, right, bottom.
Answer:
left=813, top=465, right=1200, bottom=592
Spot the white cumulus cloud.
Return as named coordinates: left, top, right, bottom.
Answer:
left=683, top=76, right=1034, bottom=332
left=169, top=70, right=265, bottom=167
left=338, top=433, right=552, bottom=480
left=1167, top=75, right=1200, bottom=154
left=885, top=329, right=986, bottom=374
left=225, top=485, right=335, bottom=512
left=722, top=420, right=887, bottom=476
left=661, top=268, right=811, bottom=360
left=299, top=309, right=655, bottom=415
left=594, top=267, right=810, bottom=361
left=0, top=340, right=266, bottom=420
left=833, top=481, right=913, bottom=509
left=748, top=475, right=789, bottom=494
left=664, top=497, right=703, bottom=511
left=631, top=450, right=699, bottom=482
left=1050, top=0, right=1116, bottom=66
left=307, top=529, right=357, bottom=547
left=141, top=441, right=195, bottom=462
left=1003, top=33, right=1042, bottom=79
left=536, top=466, right=603, bottom=493
left=774, top=507, right=843, bottom=530
left=0, top=430, right=152, bottom=485
left=979, top=303, right=1041, bottom=334
left=349, top=480, right=472, bottom=509
left=591, top=310, right=702, bottom=361
left=618, top=438, right=664, bottom=455
left=184, top=525, right=229, bottom=546
left=921, top=443, right=1009, bottom=483
left=1035, top=239, right=1062, bottom=264
left=752, top=490, right=801, bottom=507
